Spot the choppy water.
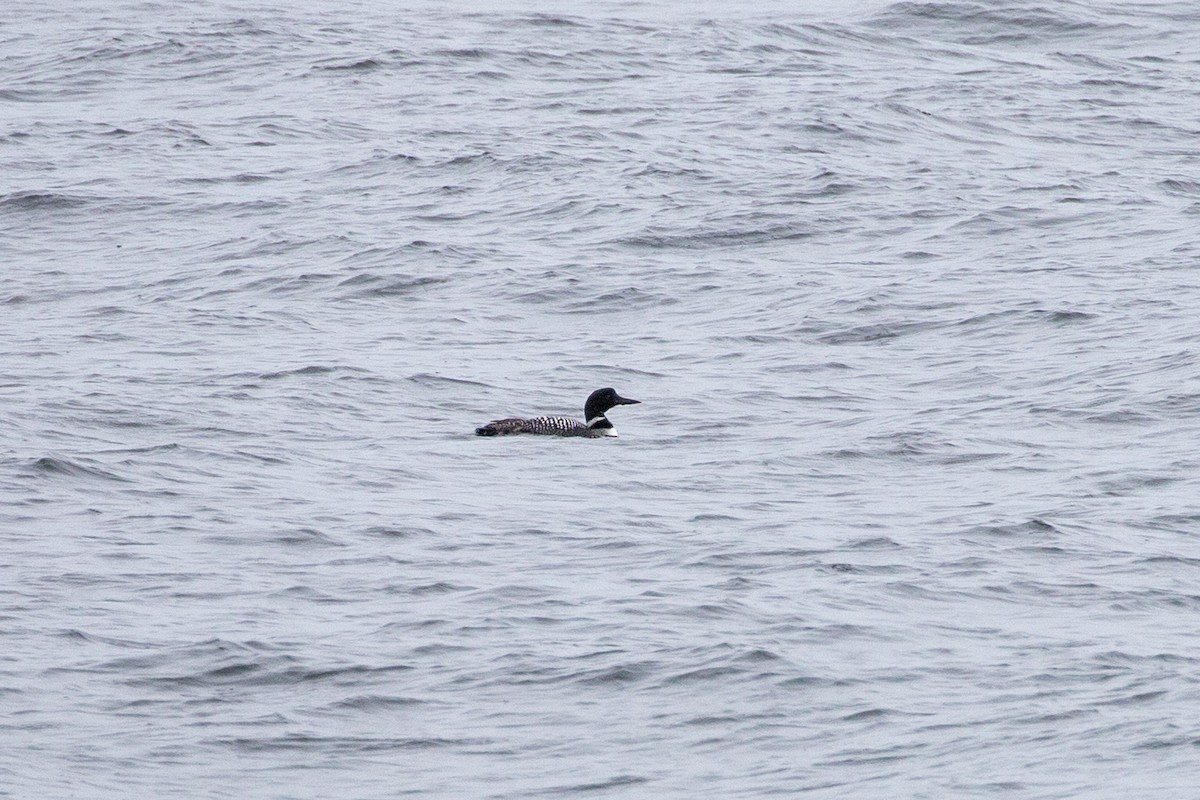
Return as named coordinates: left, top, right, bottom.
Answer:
left=5, top=0, right=1200, bottom=797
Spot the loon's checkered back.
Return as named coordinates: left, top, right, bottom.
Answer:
left=476, top=416, right=590, bottom=437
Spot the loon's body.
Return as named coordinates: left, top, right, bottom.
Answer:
left=476, top=388, right=640, bottom=438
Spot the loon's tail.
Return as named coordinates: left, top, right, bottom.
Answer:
left=476, top=418, right=528, bottom=436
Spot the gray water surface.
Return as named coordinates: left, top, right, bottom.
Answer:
left=4, top=1, right=1200, bottom=797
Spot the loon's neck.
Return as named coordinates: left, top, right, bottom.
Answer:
left=586, top=415, right=617, bottom=436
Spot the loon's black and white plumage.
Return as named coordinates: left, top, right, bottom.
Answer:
left=475, top=388, right=641, bottom=438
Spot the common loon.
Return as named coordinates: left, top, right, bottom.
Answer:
left=475, top=388, right=640, bottom=438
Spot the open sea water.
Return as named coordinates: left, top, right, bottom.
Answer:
left=4, top=0, right=1200, bottom=797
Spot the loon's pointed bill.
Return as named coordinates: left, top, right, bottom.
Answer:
left=476, top=387, right=641, bottom=438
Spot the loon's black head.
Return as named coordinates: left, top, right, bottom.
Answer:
left=584, top=387, right=640, bottom=425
